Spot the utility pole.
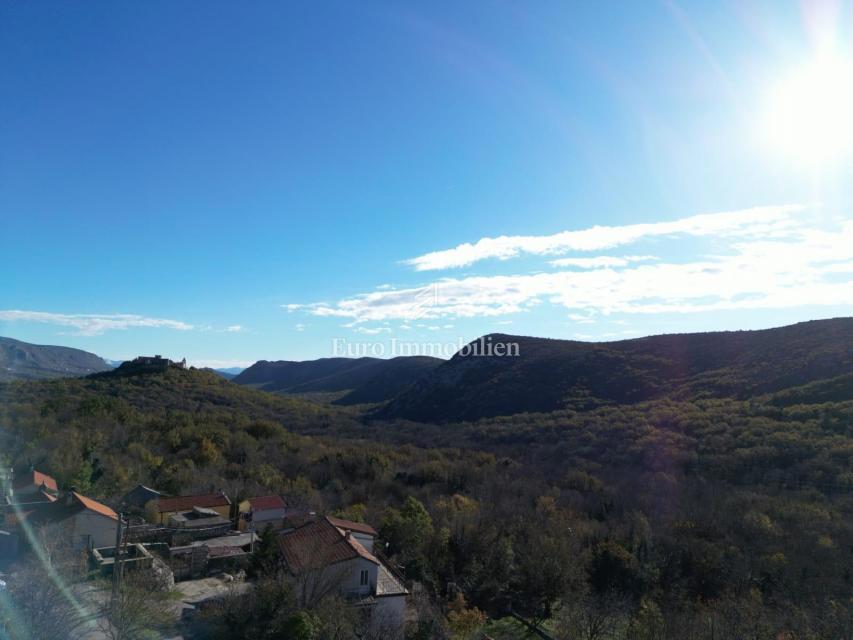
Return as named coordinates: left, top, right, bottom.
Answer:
left=110, top=512, right=124, bottom=612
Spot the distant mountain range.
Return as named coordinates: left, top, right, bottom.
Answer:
left=0, top=336, right=111, bottom=381
left=215, top=366, right=245, bottom=376
left=202, top=367, right=244, bottom=380
left=4, top=318, right=851, bottom=422
left=232, top=356, right=443, bottom=405
left=377, top=318, right=853, bottom=422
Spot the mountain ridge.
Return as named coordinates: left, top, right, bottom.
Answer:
left=0, top=336, right=111, bottom=381
left=377, top=318, right=853, bottom=422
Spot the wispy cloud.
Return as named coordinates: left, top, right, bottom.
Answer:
left=225, top=325, right=245, bottom=333
left=405, top=205, right=806, bottom=271
left=550, top=255, right=657, bottom=269
left=288, top=215, right=853, bottom=324
left=0, top=310, right=193, bottom=336
left=352, top=325, right=392, bottom=335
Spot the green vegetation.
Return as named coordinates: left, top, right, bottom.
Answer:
left=1, top=353, right=852, bottom=638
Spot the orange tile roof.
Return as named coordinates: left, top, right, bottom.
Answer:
left=13, top=470, right=58, bottom=492
left=72, top=492, right=118, bottom=521
left=279, top=517, right=379, bottom=574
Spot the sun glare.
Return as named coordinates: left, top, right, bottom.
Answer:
left=764, top=53, right=853, bottom=164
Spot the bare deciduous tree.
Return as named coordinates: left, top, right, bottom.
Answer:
left=2, top=528, right=91, bottom=640
left=555, top=591, right=631, bottom=640
left=97, top=571, right=177, bottom=640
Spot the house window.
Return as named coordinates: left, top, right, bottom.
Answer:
left=360, top=569, right=368, bottom=586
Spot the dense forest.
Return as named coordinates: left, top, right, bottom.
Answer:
left=1, top=335, right=853, bottom=638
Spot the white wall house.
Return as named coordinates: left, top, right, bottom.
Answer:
left=45, top=492, right=119, bottom=550
left=238, top=495, right=288, bottom=531
left=67, top=506, right=119, bottom=549
left=278, top=516, right=408, bottom=636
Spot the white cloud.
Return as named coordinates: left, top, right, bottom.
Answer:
left=405, top=204, right=806, bottom=271
left=294, top=323, right=308, bottom=332
left=352, top=325, right=392, bottom=335
left=550, top=255, right=658, bottom=269
left=225, top=325, right=245, bottom=333
left=569, top=313, right=595, bottom=324
left=0, top=310, right=193, bottom=336
left=289, top=217, right=853, bottom=323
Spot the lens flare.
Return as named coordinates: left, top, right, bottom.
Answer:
left=763, top=53, right=853, bottom=164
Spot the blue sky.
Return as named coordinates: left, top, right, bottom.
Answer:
left=2, top=1, right=852, bottom=366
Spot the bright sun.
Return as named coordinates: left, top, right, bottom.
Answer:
left=764, top=53, right=853, bottom=163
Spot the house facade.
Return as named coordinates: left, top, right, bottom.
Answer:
left=278, top=516, right=408, bottom=636
left=65, top=496, right=119, bottom=549
left=238, top=495, right=288, bottom=531
left=32, top=492, right=120, bottom=549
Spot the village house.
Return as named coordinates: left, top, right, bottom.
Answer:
left=278, top=516, right=408, bottom=636
left=326, top=516, right=378, bottom=552
left=9, top=469, right=58, bottom=503
left=119, top=484, right=162, bottom=514
left=237, top=495, right=288, bottom=531
left=155, top=492, right=231, bottom=524
left=30, top=491, right=119, bottom=549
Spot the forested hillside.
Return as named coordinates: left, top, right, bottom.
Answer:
left=233, top=355, right=442, bottom=404
left=1, top=350, right=853, bottom=637
left=379, top=318, right=853, bottom=422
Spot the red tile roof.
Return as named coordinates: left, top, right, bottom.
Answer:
left=326, top=516, right=377, bottom=537
left=279, top=517, right=379, bottom=574
left=247, top=495, right=286, bottom=511
left=157, top=493, right=230, bottom=513
left=13, top=470, right=58, bottom=492
left=72, top=492, right=118, bottom=521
